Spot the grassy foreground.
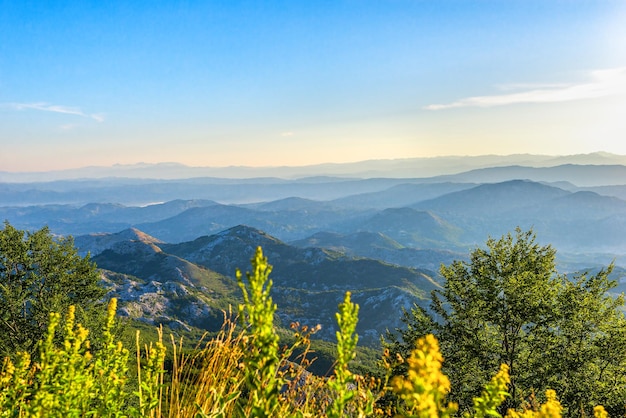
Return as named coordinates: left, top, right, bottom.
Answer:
left=0, top=247, right=611, bottom=417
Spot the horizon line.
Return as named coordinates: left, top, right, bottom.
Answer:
left=1, top=151, right=622, bottom=175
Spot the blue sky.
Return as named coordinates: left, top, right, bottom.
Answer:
left=1, top=0, right=625, bottom=171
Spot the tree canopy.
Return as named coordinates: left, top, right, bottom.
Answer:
left=0, top=221, right=107, bottom=358
left=385, top=228, right=626, bottom=416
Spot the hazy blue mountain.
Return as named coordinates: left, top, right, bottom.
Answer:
left=350, top=207, right=464, bottom=249
left=329, top=182, right=478, bottom=209
left=247, top=196, right=340, bottom=211
left=542, top=152, right=626, bottom=166
left=409, top=180, right=626, bottom=253
left=508, top=191, right=626, bottom=221
left=3, top=161, right=626, bottom=207
left=412, top=180, right=570, bottom=218
left=292, top=231, right=404, bottom=252
left=0, top=177, right=424, bottom=206
left=0, top=200, right=217, bottom=236
left=439, top=164, right=626, bottom=187
left=583, top=185, right=626, bottom=201
left=4, top=176, right=626, bottom=255
left=4, top=152, right=625, bottom=182
left=291, top=231, right=466, bottom=271
left=136, top=201, right=375, bottom=243
left=135, top=204, right=266, bottom=243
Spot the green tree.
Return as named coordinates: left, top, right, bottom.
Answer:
left=537, top=267, right=626, bottom=416
left=0, top=221, right=107, bottom=358
left=385, top=228, right=626, bottom=416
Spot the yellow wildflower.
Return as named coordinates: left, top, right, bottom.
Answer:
left=390, top=334, right=457, bottom=418
left=506, top=389, right=563, bottom=418
left=593, top=405, right=608, bottom=418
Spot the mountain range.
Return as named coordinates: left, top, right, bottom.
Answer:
left=3, top=151, right=626, bottom=182
left=4, top=178, right=625, bottom=256
left=79, top=225, right=438, bottom=346
left=2, top=153, right=626, bottom=347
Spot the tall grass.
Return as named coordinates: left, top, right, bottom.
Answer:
left=165, top=310, right=246, bottom=417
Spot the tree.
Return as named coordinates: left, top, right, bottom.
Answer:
left=0, top=221, right=107, bottom=358
left=538, top=267, right=626, bottom=416
left=385, top=228, right=626, bottom=416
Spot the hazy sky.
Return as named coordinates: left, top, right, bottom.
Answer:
left=1, top=1, right=626, bottom=171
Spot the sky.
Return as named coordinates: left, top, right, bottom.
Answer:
left=1, top=0, right=626, bottom=172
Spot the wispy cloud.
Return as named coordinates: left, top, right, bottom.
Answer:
left=90, top=113, right=105, bottom=122
left=2, top=102, right=105, bottom=122
left=59, top=123, right=78, bottom=131
left=281, top=131, right=294, bottom=137
left=425, top=67, right=626, bottom=110
left=494, top=82, right=572, bottom=91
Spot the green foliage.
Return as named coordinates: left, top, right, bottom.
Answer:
left=383, top=304, right=437, bottom=379
left=534, top=265, right=626, bottom=416
left=0, top=299, right=131, bottom=417
left=133, top=328, right=167, bottom=417
left=385, top=228, right=626, bottom=416
left=236, top=246, right=283, bottom=417
left=1, top=241, right=623, bottom=418
left=0, top=221, right=106, bottom=358
left=469, top=364, right=510, bottom=418
left=92, top=298, right=131, bottom=417
left=327, top=291, right=376, bottom=417
left=434, top=228, right=559, bottom=410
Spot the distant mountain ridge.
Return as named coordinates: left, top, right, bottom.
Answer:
left=5, top=178, right=626, bottom=256
left=2, top=152, right=626, bottom=182
left=290, top=231, right=466, bottom=271
left=440, top=164, right=626, bottom=187
left=412, top=180, right=570, bottom=217
left=355, top=208, right=462, bottom=248
left=2, top=162, right=626, bottom=209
